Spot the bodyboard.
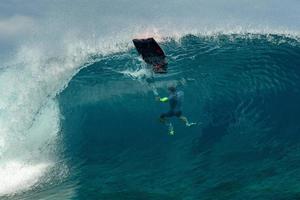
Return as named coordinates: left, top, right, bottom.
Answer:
left=133, top=38, right=168, bottom=73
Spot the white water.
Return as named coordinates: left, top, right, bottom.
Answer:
left=0, top=33, right=134, bottom=196
left=0, top=42, right=93, bottom=196
left=0, top=0, right=299, bottom=196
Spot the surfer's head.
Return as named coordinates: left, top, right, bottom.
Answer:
left=168, top=85, right=176, bottom=93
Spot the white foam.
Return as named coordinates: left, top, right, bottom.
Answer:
left=0, top=44, right=87, bottom=196
left=119, top=68, right=152, bottom=80
left=0, top=161, right=50, bottom=196
left=0, top=30, right=134, bottom=196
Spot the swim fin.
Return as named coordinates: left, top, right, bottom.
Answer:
left=168, top=123, right=175, bottom=135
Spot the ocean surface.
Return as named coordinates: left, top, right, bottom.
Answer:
left=1, top=0, right=300, bottom=199
left=1, top=33, right=300, bottom=200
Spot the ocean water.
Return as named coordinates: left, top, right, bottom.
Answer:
left=1, top=1, right=300, bottom=200
left=1, top=33, right=299, bottom=200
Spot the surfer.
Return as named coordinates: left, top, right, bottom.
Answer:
left=156, top=85, right=196, bottom=135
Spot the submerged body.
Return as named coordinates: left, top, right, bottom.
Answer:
left=158, top=87, right=196, bottom=135
left=160, top=90, right=184, bottom=118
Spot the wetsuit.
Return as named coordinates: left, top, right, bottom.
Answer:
left=160, top=91, right=184, bottom=118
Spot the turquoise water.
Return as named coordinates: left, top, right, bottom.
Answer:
left=2, top=34, right=300, bottom=199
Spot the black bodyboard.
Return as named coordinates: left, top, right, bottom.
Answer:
left=133, top=38, right=168, bottom=73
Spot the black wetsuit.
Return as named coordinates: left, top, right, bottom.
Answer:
left=160, top=91, right=184, bottom=118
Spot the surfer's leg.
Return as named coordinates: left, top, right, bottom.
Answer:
left=160, top=112, right=176, bottom=135
left=159, top=111, right=172, bottom=124
left=179, top=115, right=197, bottom=127
left=159, top=116, right=167, bottom=124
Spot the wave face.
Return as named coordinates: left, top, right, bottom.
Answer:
left=2, top=34, right=299, bottom=199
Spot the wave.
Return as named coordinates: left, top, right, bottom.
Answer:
left=0, top=32, right=300, bottom=199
